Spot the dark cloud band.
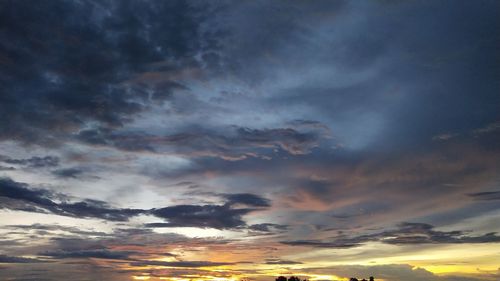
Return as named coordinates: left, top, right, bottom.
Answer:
left=0, top=177, right=270, bottom=229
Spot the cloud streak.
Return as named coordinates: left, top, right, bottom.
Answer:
left=282, top=223, right=500, bottom=248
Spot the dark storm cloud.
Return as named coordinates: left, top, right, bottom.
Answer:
left=0, top=156, right=60, bottom=168
left=0, top=0, right=211, bottom=146
left=0, top=255, right=47, bottom=263
left=467, top=191, right=500, bottom=201
left=282, top=222, right=500, bottom=248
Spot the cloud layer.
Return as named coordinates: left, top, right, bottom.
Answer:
left=1, top=1, right=499, bottom=281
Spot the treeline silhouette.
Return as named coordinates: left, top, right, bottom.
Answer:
left=276, top=276, right=375, bottom=281
left=349, top=277, right=375, bottom=281
left=276, top=277, right=305, bottom=281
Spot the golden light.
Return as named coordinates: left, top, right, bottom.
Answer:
left=307, top=274, right=346, bottom=281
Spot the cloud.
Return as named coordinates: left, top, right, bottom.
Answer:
left=141, top=192, right=271, bottom=229
left=224, top=193, right=271, bottom=207
left=43, top=230, right=188, bottom=255
left=76, top=125, right=324, bottom=160
left=233, top=127, right=321, bottom=155
left=0, top=255, right=47, bottom=263
left=249, top=223, right=289, bottom=232
left=184, top=190, right=272, bottom=207
left=0, top=0, right=210, bottom=146
left=0, top=165, right=15, bottom=171
left=51, top=168, right=85, bottom=179
left=0, top=156, right=59, bottom=168
left=0, top=1, right=499, bottom=280
left=148, top=204, right=257, bottom=229
left=472, top=121, right=500, bottom=135
left=467, top=191, right=500, bottom=201
left=282, top=222, right=500, bottom=248
left=1, top=177, right=270, bottom=229
left=432, top=133, right=459, bottom=141
left=0, top=177, right=143, bottom=221
left=301, top=264, right=488, bottom=281
left=6, top=223, right=112, bottom=237
left=264, top=258, right=302, bottom=265
left=39, top=250, right=133, bottom=260
left=379, top=222, right=500, bottom=245
left=0, top=177, right=59, bottom=209
left=146, top=192, right=271, bottom=229
left=280, top=239, right=361, bottom=249
left=129, top=260, right=234, bottom=268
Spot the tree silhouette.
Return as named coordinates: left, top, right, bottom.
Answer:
left=277, top=276, right=365, bottom=281
left=348, top=276, right=374, bottom=281
left=275, top=276, right=307, bottom=281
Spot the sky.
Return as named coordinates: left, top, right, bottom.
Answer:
left=0, top=1, right=499, bottom=281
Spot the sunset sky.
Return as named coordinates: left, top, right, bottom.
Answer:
left=1, top=1, right=499, bottom=281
